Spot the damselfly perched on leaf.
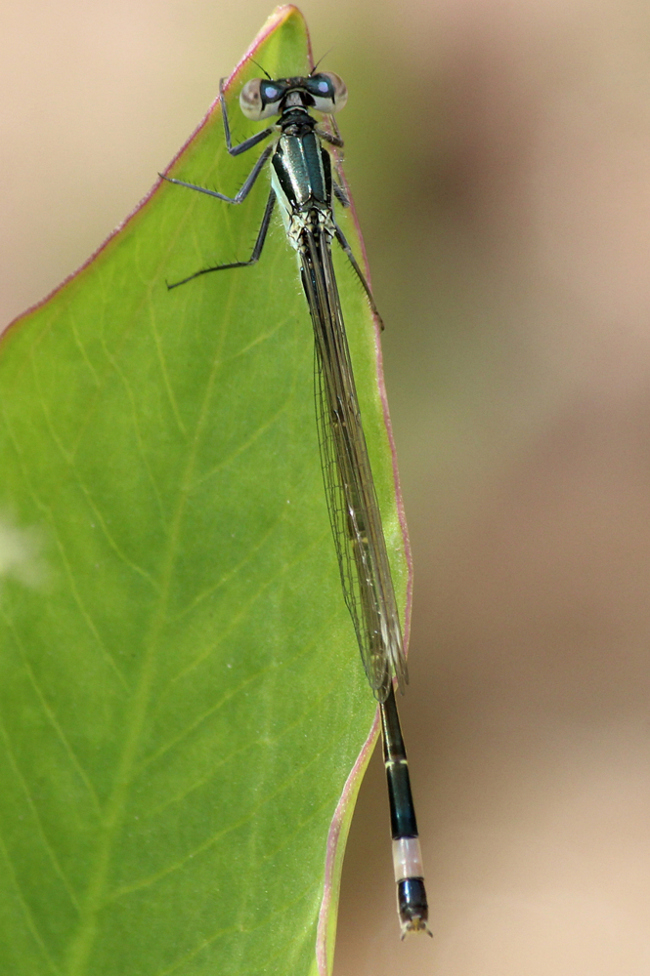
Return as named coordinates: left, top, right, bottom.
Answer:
left=162, top=67, right=430, bottom=938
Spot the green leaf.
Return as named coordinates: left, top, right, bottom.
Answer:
left=0, top=6, right=409, bottom=975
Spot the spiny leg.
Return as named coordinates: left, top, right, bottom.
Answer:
left=167, top=190, right=276, bottom=289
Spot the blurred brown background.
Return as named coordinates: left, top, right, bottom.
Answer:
left=4, top=0, right=650, bottom=973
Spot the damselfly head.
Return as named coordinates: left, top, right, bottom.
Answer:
left=239, top=72, right=348, bottom=121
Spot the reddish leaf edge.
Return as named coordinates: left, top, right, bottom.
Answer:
left=316, top=712, right=379, bottom=975
left=0, top=4, right=304, bottom=345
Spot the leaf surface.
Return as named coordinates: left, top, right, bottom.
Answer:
left=0, top=6, right=409, bottom=974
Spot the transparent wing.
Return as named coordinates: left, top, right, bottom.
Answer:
left=300, top=222, right=408, bottom=701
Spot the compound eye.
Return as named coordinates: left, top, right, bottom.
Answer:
left=309, top=72, right=348, bottom=114
left=240, top=78, right=284, bottom=120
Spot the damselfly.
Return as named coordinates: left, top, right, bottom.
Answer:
left=163, top=68, right=430, bottom=938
